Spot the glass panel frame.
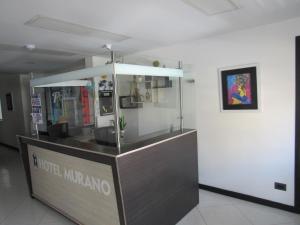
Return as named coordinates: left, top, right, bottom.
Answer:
left=30, top=63, right=184, bottom=153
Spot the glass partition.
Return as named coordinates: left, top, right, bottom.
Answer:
left=33, top=78, right=95, bottom=140
left=30, top=62, right=183, bottom=152
left=117, top=75, right=181, bottom=146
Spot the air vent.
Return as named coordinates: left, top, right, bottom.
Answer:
left=25, top=15, right=130, bottom=42
left=182, top=0, right=239, bottom=15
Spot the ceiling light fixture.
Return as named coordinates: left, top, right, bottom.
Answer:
left=25, top=15, right=130, bottom=42
left=103, top=44, right=112, bottom=51
left=182, top=0, right=239, bottom=15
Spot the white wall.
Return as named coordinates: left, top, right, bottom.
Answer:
left=132, top=17, right=300, bottom=206
left=0, top=74, right=31, bottom=148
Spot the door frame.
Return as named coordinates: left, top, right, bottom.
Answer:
left=295, top=36, right=300, bottom=212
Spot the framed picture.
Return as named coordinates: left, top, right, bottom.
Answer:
left=5, top=93, right=13, bottom=111
left=219, top=65, right=258, bottom=110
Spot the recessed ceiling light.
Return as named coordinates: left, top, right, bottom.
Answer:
left=25, top=15, right=130, bottom=42
left=0, top=43, right=76, bottom=56
left=182, top=0, right=239, bottom=15
left=24, top=44, right=36, bottom=51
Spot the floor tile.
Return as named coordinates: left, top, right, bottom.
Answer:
left=235, top=201, right=300, bottom=225
left=198, top=189, right=235, bottom=208
left=199, top=204, right=252, bottom=225
left=39, top=210, right=76, bottom=225
left=1, top=198, right=48, bottom=225
left=176, top=207, right=206, bottom=225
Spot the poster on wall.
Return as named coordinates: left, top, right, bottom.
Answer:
left=50, top=88, right=63, bottom=123
left=219, top=65, right=259, bottom=111
left=80, top=86, right=91, bottom=125
left=31, top=94, right=43, bottom=124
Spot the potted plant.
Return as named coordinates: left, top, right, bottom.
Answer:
left=152, top=60, right=160, bottom=67
left=119, top=115, right=127, bottom=138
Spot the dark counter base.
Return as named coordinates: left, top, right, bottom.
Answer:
left=118, top=131, right=199, bottom=225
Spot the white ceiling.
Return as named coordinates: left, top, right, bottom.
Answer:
left=1, top=0, right=300, bottom=73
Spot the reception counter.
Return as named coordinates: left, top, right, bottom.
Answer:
left=17, top=129, right=198, bottom=225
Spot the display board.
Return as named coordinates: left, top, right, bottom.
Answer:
left=31, top=94, right=43, bottom=124
left=28, top=145, right=120, bottom=225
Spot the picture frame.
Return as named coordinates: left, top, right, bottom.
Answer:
left=219, top=64, right=259, bottom=111
left=5, top=93, right=13, bottom=111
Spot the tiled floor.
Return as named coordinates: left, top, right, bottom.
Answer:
left=0, top=145, right=299, bottom=225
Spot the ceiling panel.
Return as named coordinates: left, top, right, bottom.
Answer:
left=182, top=0, right=239, bottom=15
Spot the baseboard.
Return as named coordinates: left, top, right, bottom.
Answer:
left=0, top=142, right=18, bottom=151
left=199, top=183, right=300, bottom=214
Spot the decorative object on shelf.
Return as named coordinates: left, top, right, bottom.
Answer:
left=152, top=76, right=172, bottom=88
left=120, top=96, right=143, bottom=109
left=219, top=65, right=259, bottom=110
left=152, top=60, right=160, bottom=67
left=145, top=76, right=152, bottom=102
left=130, top=75, right=144, bottom=103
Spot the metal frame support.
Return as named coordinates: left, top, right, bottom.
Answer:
left=111, top=52, right=121, bottom=152
left=178, top=61, right=184, bottom=132
left=111, top=50, right=115, bottom=64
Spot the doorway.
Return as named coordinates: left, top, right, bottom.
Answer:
left=295, top=36, right=300, bottom=212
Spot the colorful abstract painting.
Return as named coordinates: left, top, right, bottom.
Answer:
left=227, top=73, right=252, bottom=105
left=220, top=66, right=258, bottom=110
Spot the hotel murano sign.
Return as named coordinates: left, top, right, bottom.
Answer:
left=28, top=145, right=120, bottom=225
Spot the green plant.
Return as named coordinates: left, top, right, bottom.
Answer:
left=152, top=60, right=160, bottom=67
left=119, top=115, right=127, bottom=130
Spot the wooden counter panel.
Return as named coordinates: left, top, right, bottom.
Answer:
left=28, top=145, right=120, bottom=225
left=117, top=131, right=199, bottom=225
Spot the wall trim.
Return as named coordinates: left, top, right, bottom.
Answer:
left=0, top=142, right=18, bottom=151
left=199, top=184, right=300, bottom=214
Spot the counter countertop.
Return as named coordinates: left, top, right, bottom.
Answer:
left=18, top=129, right=196, bottom=157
